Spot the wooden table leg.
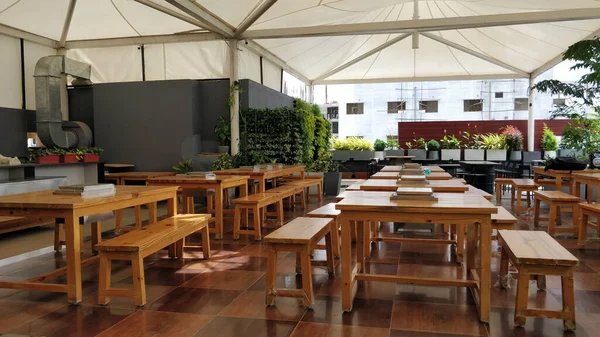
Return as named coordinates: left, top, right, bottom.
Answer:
left=586, top=184, right=593, bottom=203
left=214, top=187, right=224, bottom=240
left=562, top=269, right=576, bottom=330
left=259, top=178, right=266, bottom=193
left=115, top=209, right=123, bottom=228
left=134, top=206, right=142, bottom=229
left=466, top=225, right=476, bottom=270
left=356, top=221, right=365, bottom=273
left=340, top=216, right=354, bottom=312
left=64, top=214, right=82, bottom=303
left=516, top=188, right=522, bottom=214
left=167, top=195, right=178, bottom=258
left=579, top=209, right=588, bottom=247
left=479, top=219, right=492, bottom=323
left=456, top=223, right=465, bottom=264
left=514, top=268, right=529, bottom=326
left=574, top=181, right=581, bottom=199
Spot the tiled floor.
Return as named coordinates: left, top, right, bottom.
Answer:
left=0, top=192, right=599, bottom=337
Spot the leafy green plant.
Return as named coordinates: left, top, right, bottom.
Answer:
left=440, top=134, right=461, bottom=149
left=172, top=159, right=193, bottom=174
left=212, top=153, right=233, bottom=171
left=312, top=150, right=339, bottom=172
left=541, top=123, right=558, bottom=151
left=332, top=137, right=373, bottom=151
left=414, top=137, right=427, bottom=150
left=427, top=139, right=440, bottom=151
left=476, top=133, right=507, bottom=150
left=373, top=139, right=386, bottom=151
left=386, top=139, right=399, bottom=150
left=214, top=117, right=231, bottom=146
left=405, top=142, right=413, bottom=149
left=461, top=131, right=480, bottom=149
left=500, top=125, right=523, bottom=151
left=228, top=81, right=243, bottom=107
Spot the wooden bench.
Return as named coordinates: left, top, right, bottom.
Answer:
left=305, top=203, right=341, bottom=257
left=498, top=230, right=578, bottom=330
left=494, top=178, right=514, bottom=203
left=95, top=214, right=211, bottom=306
left=511, top=179, right=539, bottom=214
left=466, top=185, right=493, bottom=201
left=264, top=217, right=335, bottom=308
left=577, top=202, right=600, bottom=247
left=266, top=185, right=303, bottom=209
left=533, top=191, right=580, bottom=236
left=281, top=179, right=320, bottom=203
left=233, top=192, right=284, bottom=240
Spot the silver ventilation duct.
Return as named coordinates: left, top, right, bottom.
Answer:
left=34, top=55, right=93, bottom=148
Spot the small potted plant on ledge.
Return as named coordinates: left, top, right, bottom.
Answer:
left=215, top=117, right=231, bottom=154
left=501, top=125, right=523, bottom=161
left=81, top=147, right=103, bottom=162
left=427, top=139, right=440, bottom=160
left=384, top=138, right=403, bottom=157
left=477, top=133, right=507, bottom=161
left=314, top=150, right=342, bottom=195
left=212, top=153, right=233, bottom=171
left=407, top=136, right=427, bottom=160
left=440, top=131, right=461, bottom=161
left=173, top=159, right=194, bottom=175
left=462, top=131, right=484, bottom=161
left=373, top=139, right=386, bottom=160
left=30, top=148, right=61, bottom=164
left=60, top=148, right=79, bottom=163
left=541, top=123, right=558, bottom=159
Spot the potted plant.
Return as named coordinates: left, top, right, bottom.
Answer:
left=215, top=117, right=231, bottom=154
left=332, top=137, right=373, bottom=161
left=314, top=150, right=341, bottom=195
left=211, top=153, right=233, bottom=171
left=501, top=125, right=523, bottom=161
left=373, top=139, right=386, bottom=160
left=440, top=132, right=461, bottom=161
left=384, top=138, right=404, bottom=156
left=173, top=159, right=193, bottom=175
left=81, top=147, right=103, bottom=162
left=476, top=133, right=507, bottom=161
left=331, top=137, right=350, bottom=161
left=29, top=148, right=60, bottom=164
left=427, top=139, right=440, bottom=160
left=407, top=136, right=427, bottom=160
left=60, top=148, right=79, bottom=163
left=541, top=123, right=558, bottom=159
left=462, top=131, right=484, bottom=160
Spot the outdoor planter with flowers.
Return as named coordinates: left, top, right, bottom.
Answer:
left=476, top=133, right=507, bottom=161
left=541, top=123, right=558, bottom=159
left=461, top=125, right=485, bottom=161
left=80, top=147, right=104, bottom=162
left=29, top=148, right=61, bottom=164
left=331, top=137, right=373, bottom=161
left=407, top=136, right=427, bottom=160
left=501, top=125, right=523, bottom=161
left=384, top=138, right=404, bottom=157
left=440, top=131, right=461, bottom=161
left=427, top=139, right=440, bottom=160
left=61, top=149, right=79, bottom=163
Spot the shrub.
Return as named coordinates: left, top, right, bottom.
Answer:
left=427, top=139, right=440, bottom=151
left=541, top=123, right=558, bottom=151
left=374, top=139, right=386, bottom=151
left=501, top=125, right=523, bottom=151
left=440, top=135, right=461, bottom=149
left=476, top=133, right=507, bottom=150
left=332, top=137, right=373, bottom=151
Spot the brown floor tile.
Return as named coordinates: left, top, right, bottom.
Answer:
left=490, top=281, right=562, bottom=310
left=487, top=307, right=589, bottom=337
left=220, top=290, right=307, bottom=321
left=8, top=304, right=133, bottom=337
left=545, top=273, right=600, bottom=291
left=394, top=285, right=475, bottom=306
left=212, top=255, right=269, bottom=271
left=145, top=287, right=242, bottom=315
left=119, top=266, right=204, bottom=286
left=291, top=321, right=389, bottom=337
left=390, top=330, right=477, bottom=337
left=549, top=288, right=600, bottom=314
left=192, top=316, right=297, bottom=337
left=248, top=272, right=331, bottom=294
left=182, top=270, right=264, bottom=290
left=97, top=310, right=212, bottom=337
left=233, top=243, right=287, bottom=259
left=81, top=284, right=176, bottom=310
left=0, top=299, right=66, bottom=332
left=302, top=296, right=393, bottom=328
left=391, top=301, right=486, bottom=336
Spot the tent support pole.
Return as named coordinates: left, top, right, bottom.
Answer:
left=230, top=39, right=240, bottom=155
left=528, top=75, right=535, bottom=152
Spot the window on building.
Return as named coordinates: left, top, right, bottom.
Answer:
left=495, top=92, right=504, bottom=98
left=419, top=100, right=438, bottom=113
left=464, top=99, right=483, bottom=112
left=387, top=101, right=406, bottom=113
left=327, top=106, right=339, bottom=119
left=332, top=121, right=339, bottom=134
left=553, top=98, right=566, bottom=107
left=346, top=103, right=364, bottom=115
left=514, top=98, right=528, bottom=111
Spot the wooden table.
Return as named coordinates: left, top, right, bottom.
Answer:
left=572, top=171, right=600, bottom=202
left=380, top=165, right=445, bottom=173
left=147, top=175, right=249, bottom=239
left=104, top=164, right=135, bottom=173
left=335, top=193, right=497, bottom=322
left=0, top=185, right=178, bottom=303
left=213, top=165, right=305, bottom=193
left=104, top=171, right=175, bottom=185
left=371, top=171, right=451, bottom=180
left=359, top=179, right=468, bottom=193
left=533, top=166, right=577, bottom=192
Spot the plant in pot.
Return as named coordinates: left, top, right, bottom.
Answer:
left=30, top=148, right=61, bottom=164
left=373, top=139, right=386, bottom=160
left=338, top=137, right=374, bottom=161
left=407, top=136, right=427, bottom=160
left=81, top=147, right=103, bottom=162
left=61, top=148, right=79, bottom=163
left=541, top=123, right=558, bottom=159
left=384, top=137, right=403, bottom=156
left=331, top=137, right=350, bottom=161
left=462, top=131, right=484, bottom=160
left=215, top=117, right=231, bottom=154
left=212, top=153, right=233, bottom=171
left=440, top=132, right=461, bottom=161
left=501, top=125, right=523, bottom=161
left=476, top=133, right=507, bottom=161
left=314, top=150, right=342, bottom=196
left=426, top=139, right=440, bottom=160
left=173, top=159, right=194, bottom=175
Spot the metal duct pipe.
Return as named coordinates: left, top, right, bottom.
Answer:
left=34, top=55, right=93, bottom=148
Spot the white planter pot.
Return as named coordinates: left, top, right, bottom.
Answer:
left=464, top=149, right=485, bottom=161
left=374, top=151, right=385, bottom=160
left=486, top=150, right=507, bottom=161
left=509, top=151, right=522, bottom=161
left=441, top=149, right=461, bottom=161
left=407, top=149, right=427, bottom=160
left=543, top=151, right=557, bottom=159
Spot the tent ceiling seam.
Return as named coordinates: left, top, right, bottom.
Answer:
left=110, top=0, right=141, bottom=36
left=0, top=0, right=19, bottom=15
left=323, top=4, right=366, bottom=13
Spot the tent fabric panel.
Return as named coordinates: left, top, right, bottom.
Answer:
left=23, top=41, right=56, bottom=110
left=162, top=40, right=230, bottom=80
left=238, top=45, right=261, bottom=83
left=262, top=58, right=281, bottom=92
left=67, top=46, right=143, bottom=83
left=0, top=34, right=22, bottom=109
left=143, top=43, right=167, bottom=81
left=0, top=0, right=67, bottom=40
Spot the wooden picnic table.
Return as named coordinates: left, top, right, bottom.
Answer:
left=359, top=179, right=468, bottom=193
left=0, top=185, right=178, bottom=304
left=213, top=165, right=305, bottom=193
left=533, top=166, right=578, bottom=193
left=371, top=171, right=452, bottom=180
left=380, top=165, right=445, bottom=173
left=335, top=192, right=497, bottom=322
left=572, top=171, right=600, bottom=202
left=147, top=175, right=249, bottom=239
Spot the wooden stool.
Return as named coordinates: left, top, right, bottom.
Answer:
left=498, top=230, right=578, bottom=330
left=266, top=185, right=302, bottom=209
left=577, top=202, right=600, bottom=247
left=233, top=192, right=284, bottom=241
left=494, top=178, right=514, bottom=203
left=96, top=214, right=211, bottom=306
left=278, top=180, right=310, bottom=208
left=305, top=203, right=341, bottom=258
left=304, top=176, right=324, bottom=201
left=511, top=179, right=538, bottom=214
left=533, top=191, right=580, bottom=236
left=264, top=217, right=335, bottom=308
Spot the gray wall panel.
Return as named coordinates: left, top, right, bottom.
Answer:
left=239, top=79, right=293, bottom=110
left=0, top=107, right=27, bottom=157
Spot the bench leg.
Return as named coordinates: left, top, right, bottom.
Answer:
left=266, top=245, right=277, bottom=307
left=295, top=252, right=302, bottom=274
left=148, top=202, right=157, bottom=224
left=115, top=209, right=123, bottom=229
left=300, top=189, right=306, bottom=209
left=54, top=221, right=63, bottom=251
left=456, top=223, right=464, bottom=264
left=325, top=232, right=335, bottom=276
left=331, top=219, right=340, bottom=258
left=233, top=206, right=241, bottom=240
left=536, top=275, right=546, bottom=291
left=499, top=244, right=510, bottom=289
left=549, top=204, right=557, bottom=236
left=516, top=189, right=523, bottom=214
left=98, top=254, right=111, bottom=305
left=92, top=222, right=101, bottom=254
left=253, top=206, right=262, bottom=241
left=318, top=182, right=323, bottom=201
left=132, top=254, right=146, bottom=306
left=495, top=182, right=502, bottom=203
left=201, top=226, right=211, bottom=259
left=134, top=206, right=142, bottom=229
left=443, top=224, right=450, bottom=233
left=277, top=200, right=284, bottom=226
left=175, top=239, right=184, bottom=258
left=578, top=211, right=588, bottom=247
left=300, top=246, right=314, bottom=307
left=562, top=270, right=576, bottom=331
left=534, top=198, right=541, bottom=228
left=514, top=270, right=530, bottom=327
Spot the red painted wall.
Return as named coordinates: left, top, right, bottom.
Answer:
left=397, top=120, right=570, bottom=151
